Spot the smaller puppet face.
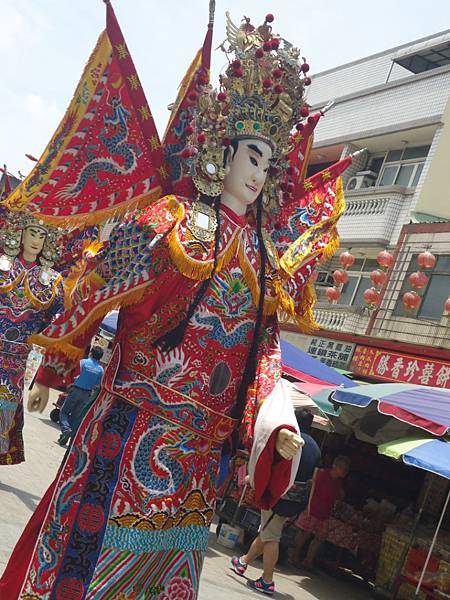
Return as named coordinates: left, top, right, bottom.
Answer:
left=22, top=226, right=47, bottom=260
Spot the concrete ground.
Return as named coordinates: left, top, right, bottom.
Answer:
left=0, top=393, right=373, bottom=599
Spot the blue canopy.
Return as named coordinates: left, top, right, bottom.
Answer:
left=100, top=311, right=119, bottom=335
left=280, top=339, right=356, bottom=388
left=403, top=439, right=450, bottom=480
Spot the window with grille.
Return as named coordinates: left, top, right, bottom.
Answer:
left=337, top=258, right=378, bottom=308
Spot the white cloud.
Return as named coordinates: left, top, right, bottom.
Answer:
left=0, top=0, right=49, bottom=51
left=0, top=1, right=26, bottom=50
left=24, top=94, right=61, bottom=124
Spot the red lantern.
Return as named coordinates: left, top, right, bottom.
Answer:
left=408, top=271, right=429, bottom=289
left=326, top=287, right=341, bottom=303
left=377, top=250, right=395, bottom=269
left=445, top=297, right=450, bottom=315
left=363, top=287, right=380, bottom=306
left=333, top=269, right=349, bottom=285
left=370, top=269, right=387, bottom=288
left=339, top=251, right=355, bottom=268
left=403, top=291, right=421, bottom=310
left=418, top=251, right=436, bottom=270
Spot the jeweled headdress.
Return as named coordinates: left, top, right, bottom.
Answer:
left=0, top=210, right=63, bottom=267
left=187, top=12, right=312, bottom=201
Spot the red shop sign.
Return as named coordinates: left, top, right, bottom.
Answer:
left=351, top=346, right=450, bottom=389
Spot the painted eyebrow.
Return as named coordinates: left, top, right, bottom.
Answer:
left=247, top=143, right=263, bottom=158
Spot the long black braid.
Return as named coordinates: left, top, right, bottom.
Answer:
left=154, top=193, right=222, bottom=354
left=230, top=193, right=267, bottom=420
left=155, top=139, right=268, bottom=428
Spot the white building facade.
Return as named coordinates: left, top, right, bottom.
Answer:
left=282, top=30, right=450, bottom=385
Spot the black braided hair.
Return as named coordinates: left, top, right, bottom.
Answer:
left=154, top=194, right=222, bottom=354
left=230, top=192, right=267, bottom=420
left=155, top=137, right=268, bottom=428
left=154, top=140, right=241, bottom=354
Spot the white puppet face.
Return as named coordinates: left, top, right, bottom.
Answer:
left=222, top=138, right=272, bottom=213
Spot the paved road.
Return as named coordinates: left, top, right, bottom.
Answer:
left=0, top=394, right=373, bottom=599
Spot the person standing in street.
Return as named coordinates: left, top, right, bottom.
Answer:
left=57, top=346, right=104, bottom=446
left=231, top=410, right=321, bottom=595
left=292, top=455, right=350, bottom=571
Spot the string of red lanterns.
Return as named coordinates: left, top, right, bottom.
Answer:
left=401, top=250, right=437, bottom=312
left=361, top=250, right=395, bottom=309
left=325, top=250, right=357, bottom=303
left=322, top=248, right=449, bottom=318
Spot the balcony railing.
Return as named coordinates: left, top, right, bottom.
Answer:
left=314, top=304, right=370, bottom=335
left=338, top=185, right=415, bottom=246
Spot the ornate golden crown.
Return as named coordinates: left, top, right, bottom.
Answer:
left=190, top=12, right=311, bottom=197
left=0, top=210, right=63, bottom=266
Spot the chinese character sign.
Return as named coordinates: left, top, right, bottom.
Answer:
left=308, top=337, right=355, bottom=370
left=351, top=346, right=450, bottom=389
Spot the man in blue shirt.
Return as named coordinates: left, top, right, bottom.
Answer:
left=58, top=346, right=104, bottom=446
left=294, top=409, right=322, bottom=483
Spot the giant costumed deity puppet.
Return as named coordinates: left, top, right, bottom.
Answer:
left=0, top=211, right=64, bottom=465
left=1, top=3, right=353, bottom=598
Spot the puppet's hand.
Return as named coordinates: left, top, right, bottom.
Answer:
left=27, top=383, right=50, bottom=413
left=275, top=428, right=304, bottom=460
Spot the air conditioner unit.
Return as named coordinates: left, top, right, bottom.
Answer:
left=316, top=271, right=334, bottom=287
left=346, top=170, right=377, bottom=191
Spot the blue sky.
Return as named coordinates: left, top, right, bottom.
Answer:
left=2, top=0, right=450, bottom=176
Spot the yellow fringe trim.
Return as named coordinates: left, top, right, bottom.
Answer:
left=30, top=284, right=147, bottom=354
left=63, top=240, right=105, bottom=310
left=64, top=261, right=87, bottom=310
left=27, top=336, right=85, bottom=361
left=280, top=176, right=345, bottom=277
left=237, top=244, right=278, bottom=316
left=166, top=218, right=240, bottom=281
left=31, top=186, right=162, bottom=228
left=276, top=177, right=346, bottom=332
left=277, top=282, right=320, bottom=334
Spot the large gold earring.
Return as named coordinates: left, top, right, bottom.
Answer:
left=192, top=147, right=226, bottom=197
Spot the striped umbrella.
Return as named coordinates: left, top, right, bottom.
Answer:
left=333, top=383, right=450, bottom=436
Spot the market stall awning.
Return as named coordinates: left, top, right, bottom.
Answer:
left=284, top=380, right=333, bottom=430
left=378, top=437, right=450, bottom=479
left=333, top=383, right=450, bottom=436
left=100, top=310, right=119, bottom=334
left=292, top=382, right=341, bottom=417
left=280, top=340, right=356, bottom=388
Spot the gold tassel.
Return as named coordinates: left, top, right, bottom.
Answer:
left=27, top=337, right=85, bottom=360
left=237, top=245, right=278, bottom=315
left=63, top=240, right=105, bottom=310
left=30, top=284, right=147, bottom=353
left=167, top=225, right=240, bottom=281
left=275, top=279, right=320, bottom=334
left=30, top=186, right=162, bottom=228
